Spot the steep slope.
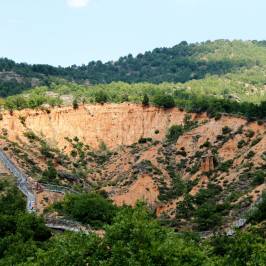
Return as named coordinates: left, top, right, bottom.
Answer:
left=0, top=103, right=265, bottom=232
left=0, top=103, right=206, bottom=149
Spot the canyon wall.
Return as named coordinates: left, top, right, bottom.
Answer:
left=0, top=103, right=203, bottom=150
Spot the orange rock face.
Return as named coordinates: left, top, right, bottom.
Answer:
left=112, top=175, right=159, bottom=207
left=201, top=152, right=215, bottom=172
left=0, top=103, right=190, bottom=150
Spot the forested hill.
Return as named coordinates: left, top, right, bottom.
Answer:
left=1, top=39, right=266, bottom=97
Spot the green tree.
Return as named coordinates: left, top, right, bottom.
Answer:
left=142, top=94, right=149, bottom=106
left=153, top=94, right=176, bottom=108
left=72, top=98, right=79, bottom=109
left=95, top=91, right=108, bottom=104
left=58, top=193, right=117, bottom=228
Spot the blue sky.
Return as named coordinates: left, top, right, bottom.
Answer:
left=0, top=0, right=265, bottom=66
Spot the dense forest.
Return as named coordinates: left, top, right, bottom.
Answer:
left=0, top=40, right=250, bottom=84
left=0, top=179, right=265, bottom=265
left=1, top=40, right=266, bottom=99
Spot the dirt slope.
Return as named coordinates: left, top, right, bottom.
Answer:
left=0, top=103, right=265, bottom=231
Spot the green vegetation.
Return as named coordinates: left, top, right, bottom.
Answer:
left=94, top=90, right=108, bottom=103
left=142, top=93, right=149, bottom=106
left=166, top=125, right=184, bottom=142
left=166, top=114, right=198, bottom=142
left=0, top=180, right=51, bottom=265
left=1, top=39, right=266, bottom=265
left=53, top=193, right=117, bottom=228
left=72, top=98, right=79, bottom=109
left=248, top=192, right=266, bottom=223
left=1, top=40, right=266, bottom=120
left=175, top=183, right=231, bottom=231
left=153, top=94, right=176, bottom=108
left=3, top=81, right=266, bottom=120
left=0, top=179, right=265, bottom=265
left=2, top=40, right=266, bottom=93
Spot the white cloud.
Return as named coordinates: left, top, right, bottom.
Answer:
left=67, top=0, right=91, bottom=8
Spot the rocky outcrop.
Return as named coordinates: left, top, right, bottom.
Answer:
left=201, top=151, right=215, bottom=172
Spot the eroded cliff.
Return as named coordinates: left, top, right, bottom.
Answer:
left=0, top=103, right=205, bottom=149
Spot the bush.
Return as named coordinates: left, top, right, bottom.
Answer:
left=95, top=91, right=108, bottom=103
left=153, top=94, right=175, bottom=108
left=217, top=160, right=233, bottom=172
left=194, top=183, right=222, bottom=205
left=222, top=126, right=232, bottom=135
left=251, top=170, right=265, bottom=186
left=72, top=98, right=79, bottom=109
left=195, top=202, right=223, bottom=230
left=57, top=193, right=117, bottom=228
left=246, top=150, right=255, bottom=159
left=245, top=129, right=255, bottom=138
left=166, top=125, right=183, bottom=142
left=24, top=131, right=38, bottom=141
left=238, top=140, right=246, bottom=149
left=200, top=140, right=212, bottom=149
left=142, top=94, right=149, bottom=106
left=248, top=192, right=266, bottom=223
left=138, top=137, right=152, bottom=144
left=42, top=161, right=57, bottom=181
left=251, top=137, right=262, bottom=146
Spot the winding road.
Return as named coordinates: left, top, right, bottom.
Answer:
left=0, top=149, right=91, bottom=233
left=0, top=149, right=36, bottom=212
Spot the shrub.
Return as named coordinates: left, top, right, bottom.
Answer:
left=217, top=160, right=233, bottom=172
left=95, top=91, right=108, bottom=103
left=58, top=193, right=117, bottom=228
left=200, top=140, right=212, bottom=149
left=42, top=161, right=57, bottom=181
left=183, top=114, right=198, bottom=131
left=251, top=137, right=262, bottom=146
left=245, top=130, right=255, bottom=138
left=222, top=126, right=232, bottom=135
left=153, top=94, right=175, bottom=108
left=195, top=202, right=223, bottom=230
left=40, top=143, right=54, bottom=158
left=72, top=98, right=79, bottom=109
left=24, top=131, right=38, bottom=141
left=194, top=183, right=222, bottom=205
left=138, top=137, right=152, bottom=144
left=142, top=94, right=149, bottom=106
left=248, top=192, right=266, bottom=223
left=251, top=170, right=265, bottom=186
left=238, top=140, right=246, bottom=149
left=166, top=125, right=183, bottom=142
left=70, top=150, right=78, bottom=158
left=176, top=194, right=194, bottom=219
left=214, top=113, right=222, bottom=120
left=245, top=151, right=255, bottom=159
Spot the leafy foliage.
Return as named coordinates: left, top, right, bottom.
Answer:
left=53, top=193, right=117, bottom=228
left=0, top=181, right=265, bottom=265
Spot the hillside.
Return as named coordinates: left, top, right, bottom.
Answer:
left=0, top=103, right=265, bottom=233
left=1, top=40, right=266, bottom=103
left=0, top=40, right=266, bottom=265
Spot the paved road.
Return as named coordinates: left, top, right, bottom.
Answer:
left=0, top=149, right=36, bottom=212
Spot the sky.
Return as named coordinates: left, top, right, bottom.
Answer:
left=0, top=0, right=265, bottom=66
